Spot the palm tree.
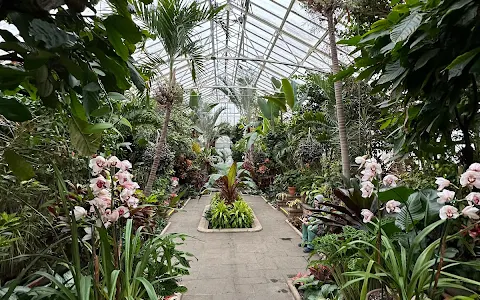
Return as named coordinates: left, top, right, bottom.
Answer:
left=191, top=99, right=226, bottom=149
left=136, top=0, right=224, bottom=195
left=299, top=0, right=350, bottom=178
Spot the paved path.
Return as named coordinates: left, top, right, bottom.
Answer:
left=164, top=194, right=309, bottom=300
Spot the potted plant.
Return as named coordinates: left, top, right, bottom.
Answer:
left=288, top=186, right=297, bottom=196
left=283, top=170, right=299, bottom=196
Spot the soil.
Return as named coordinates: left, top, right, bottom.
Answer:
left=367, top=289, right=394, bottom=300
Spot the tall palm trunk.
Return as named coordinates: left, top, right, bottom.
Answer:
left=327, top=10, right=350, bottom=178
left=144, top=102, right=172, bottom=195
left=144, top=63, right=175, bottom=196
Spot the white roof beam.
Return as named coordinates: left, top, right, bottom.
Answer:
left=252, top=0, right=295, bottom=86
left=232, top=0, right=250, bottom=85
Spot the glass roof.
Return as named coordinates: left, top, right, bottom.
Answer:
left=0, top=0, right=353, bottom=124
left=133, top=0, right=353, bottom=123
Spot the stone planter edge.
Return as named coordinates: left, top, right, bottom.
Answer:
left=287, top=280, right=302, bottom=300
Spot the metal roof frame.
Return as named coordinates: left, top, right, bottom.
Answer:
left=134, top=0, right=352, bottom=122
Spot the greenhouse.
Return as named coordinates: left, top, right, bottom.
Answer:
left=0, top=0, right=479, bottom=299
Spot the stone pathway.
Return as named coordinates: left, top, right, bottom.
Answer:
left=164, top=194, right=309, bottom=300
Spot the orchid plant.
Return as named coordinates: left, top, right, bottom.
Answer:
left=71, top=155, right=141, bottom=234
left=348, top=156, right=480, bottom=298
left=354, top=155, right=402, bottom=223
left=357, top=157, right=480, bottom=226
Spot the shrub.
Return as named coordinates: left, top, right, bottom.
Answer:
left=207, top=194, right=254, bottom=229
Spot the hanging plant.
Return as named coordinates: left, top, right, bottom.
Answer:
left=294, top=128, right=324, bottom=167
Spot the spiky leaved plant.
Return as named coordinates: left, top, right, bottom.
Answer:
left=206, top=162, right=257, bottom=205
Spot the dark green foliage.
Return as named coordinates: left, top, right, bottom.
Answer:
left=345, top=0, right=480, bottom=166
left=0, top=0, right=147, bottom=162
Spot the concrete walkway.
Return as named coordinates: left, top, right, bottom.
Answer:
left=164, top=194, right=309, bottom=300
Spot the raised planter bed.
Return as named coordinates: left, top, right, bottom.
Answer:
left=197, top=205, right=263, bottom=233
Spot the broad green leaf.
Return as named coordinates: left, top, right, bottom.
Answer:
left=281, top=78, right=295, bottom=109
left=227, top=162, right=237, bottom=188
left=0, top=65, right=31, bottom=90
left=246, top=132, right=258, bottom=150
left=264, top=94, right=287, bottom=111
left=59, top=55, right=84, bottom=81
left=331, top=65, right=355, bottom=81
left=337, top=35, right=361, bottom=46
left=84, top=82, right=101, bottom=92
left=82, top=122, right=114, bottom=133
left=0, top=41, right=37, bottom=54
left=395, top=191, right=425, bottom=231
left=90, top=106, right=111, bottom=117
left=108, top=92, right=127, bottom=101
left=446, top=47, right=480, bottom=79
left=69, top=117, right=101, bottom=156
left=105, top=23, right=129, bottom=61
left=444, top=0, right=473, bottom=18
left=271, top=77, right=282, bottom=89
left=0, top=29, right=20, bottom=42
left=82, top=83, right=101, bottom=115
left=390, top=11, right=423, bottom=43
left=257, top=98, right=272, bottom=119
left=0, top=97, right=32, bottom=122
left=29, top=19, right=77, bottom=49
left=120, top=117, right=132, bottom=130
left=377, top=61, right=406, bottom=85
left=378, top=186, right=415, bottom=203
left=127, top=59, right=145, bottom=92
left=105, top=15, right=141, bottom=44
left=3, top=149, right=35, bottom=180
left=414, top=48, right=439, bottom=70
left=70, top=90, right=87, bottom=121
left=91, top=47, right=130, bottom=90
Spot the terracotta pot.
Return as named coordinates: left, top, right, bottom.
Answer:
left=366, top=289, right=395, bottom=300
left=288, top=186, right=296, bottom=196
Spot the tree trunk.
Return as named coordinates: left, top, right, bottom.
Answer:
left=144, top=102, right=172, bottom=196
left=327, top=11, right=350, bottom=179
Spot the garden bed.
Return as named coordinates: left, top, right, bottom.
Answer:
left=197, top=204, right=262, bottom=232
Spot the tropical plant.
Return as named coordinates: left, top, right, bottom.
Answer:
left=207, top=194, right=254, bottom=229
left=135, top=0, right=224, bottom=195
left=208, top=198, right=231, bottom=229
left=6, top=219, right=192, bottom=300
left=309, top=226, right=374, bottom=300
left=189, top=91, right=226, bottom=149
left=343, top=220, right=480, bottom=300
left=342, top=0, right=480, bottom=167
left=206, top=161, right=256, bottom=205
left=257, top=78, right=299, bottom=122
left=230, top=200, right=254, bottom=228
left=0, top=212, right=20, bottom=258
left=293, top=275, right=340, bottom=300
left=0, top=0, right=145, bottom=163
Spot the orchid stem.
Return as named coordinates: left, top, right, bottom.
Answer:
left=428, top=219, right=448, bottom=297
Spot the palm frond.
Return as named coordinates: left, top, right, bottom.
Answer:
left=135, top=0, right=223, bottom=80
